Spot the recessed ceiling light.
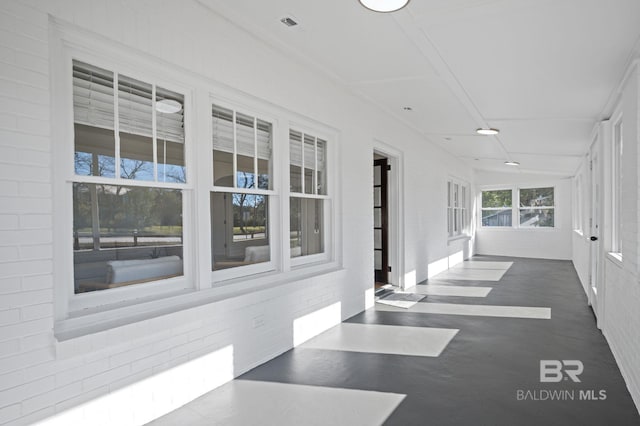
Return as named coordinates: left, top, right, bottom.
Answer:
left=476, top=128, right=499, bottom=135
left=359, top=0, right=410, bottom=13
left=280, top=16, right=298, bottom=27
left=504, top=161, right=520, bottom=166
left=155, top=99, right=182, bottom=114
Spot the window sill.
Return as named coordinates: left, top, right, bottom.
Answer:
left=447, top=234, right=471, bottom=245
left=55, top=261, right=343, bottom=343
left=607, top=252, right=623, bottom=268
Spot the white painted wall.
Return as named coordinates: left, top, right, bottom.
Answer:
left=475, top=171, right=573, bottom=260
left=0, top=1, right=474, bottom=424
left=572, top=63, right=640, bottom=414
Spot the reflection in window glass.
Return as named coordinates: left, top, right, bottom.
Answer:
left=290, top=131, right=303, bottom=192
left=290, top=197, right=324, bottom=257
left=304, top=134, right=315, bottom=194
left=156, top=87, right=185, bottom=183
left=482, top=189, right=512, bottom=208
left=118, top=75, right=154, bottom=181
left=317, top=139, right=327, bottom=195
left=211, top=105, right=273, bottom=190
left=73, top=61, right=116, bottom=177
left=212, top=105, right=234, bottom=186
left=520, top=208, right=554, bottom=227
left=211, top=192, right=270, bottom=270
left=236, top=112, right=256, bottom=188
left=519, top=187, right=554, bottom=227
left=481, top=189, right=513, bottom=227
left=482, top=209, right=512, bottom=227
left=72, top=184, right=183, bottom=293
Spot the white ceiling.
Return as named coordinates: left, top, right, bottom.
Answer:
left=198, top=0, right=640, bottom=176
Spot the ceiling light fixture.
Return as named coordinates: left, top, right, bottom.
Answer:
left=476, top=128, right=499, bottom=135
left=358, top=0, right=410, bottom=13
left=504, top=161, right=520, bottom=166
left=155, top=99, right=182, bottom=114
left=403, top=106, right=413, bottom=111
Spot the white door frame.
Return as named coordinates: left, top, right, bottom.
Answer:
left=588, top=138, right=600, bottom=313
left=373, top=141, right=405, bottom=289
left=589, top=121, right=609, bottom=331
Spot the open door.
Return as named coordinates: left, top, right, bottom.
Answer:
left=374, top=157, right=389, bottom=286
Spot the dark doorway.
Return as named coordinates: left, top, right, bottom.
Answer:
left=374, top=157, right=389, bottom=285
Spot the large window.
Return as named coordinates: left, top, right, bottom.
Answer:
left=55, top=37, right=339, bottom=326
left=519, top=187, right=554, bottom=227
left=71, top=60, right=186, bottom=294
left=289, top=130, right=329, bottom=259
left=448, top=178, right=469, bottom=237
left=481, top=189, right=512, bottom=227
left=211, top=104, right=273, bottom=271
left=481, top=187, right=556, bottom=228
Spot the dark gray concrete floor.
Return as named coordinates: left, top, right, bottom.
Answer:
left=239, top=256, right=640, bottom=426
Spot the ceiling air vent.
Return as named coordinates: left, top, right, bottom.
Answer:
left=280, top=17, right=298, bottom=27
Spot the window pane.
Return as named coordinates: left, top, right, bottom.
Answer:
left=72, top=61, right=115, bottom=177
left=482, top=209, right=512, bottom=227
left=257, top=119, right=272, bottom=190
left=519, top=187, right=554, bottom=207
left=304, top=134, right=316, bottom=194
left=453, top=184, right=459, bottom=207
left=211, top=192, right=270, bottom=270
left=482, top=190, right=512, bottom=208
left=236, top=112, right=256, bottom=188
left=156, top=87, right=185, bottom=183
left=289, top=130, right=303, bottom=193
left=73, top=183, right=183, bottom=293
left=290, top=197, right=324, bottom=257
left=119, top=75, right=154, bottom=181
left=317, top=139, right=327, bottom=195
left=212, top=105, right=234, bottom=187
left=520, top=208, right=554, bottom=227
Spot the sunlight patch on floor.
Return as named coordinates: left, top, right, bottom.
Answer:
left=301, top=323, right=459, bottom=357
left=376, top=302, right=551, bottom=319
left=413, top=285, right=492, bottom=298
left=148, top=380, right=406, bottom=426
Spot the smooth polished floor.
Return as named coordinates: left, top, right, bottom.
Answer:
left=149, top=256, right=640, bottom=426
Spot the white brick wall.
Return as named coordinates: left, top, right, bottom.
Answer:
left=573, top=65, right=640, bottom=414
left=0, top=1, right=477, bottom=425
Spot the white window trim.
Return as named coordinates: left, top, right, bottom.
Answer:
left=479, top=185, right=515, bottom=229
left=288, top=122, right=336, bottom=268
left=209, top=98, right=281, bottom=283
left=50, top=21, right=342, bottom=340
left=51, top=27, right=197, bottom=322
left=447, top=177, right=470, bottom=240
left=479, top=185, right=558, bottom=230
